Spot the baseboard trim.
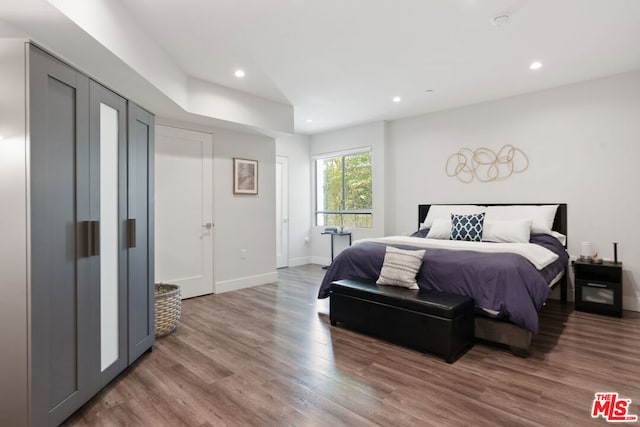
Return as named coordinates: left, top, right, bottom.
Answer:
left=288, top=257, right=311, bottom=267
left=214, top=271, right=278, bottom=294
left=623, top=295, right=640, bottom=312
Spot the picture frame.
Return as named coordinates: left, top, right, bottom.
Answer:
left=233, top=158, right=258, bottom=195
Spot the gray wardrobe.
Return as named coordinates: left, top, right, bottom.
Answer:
left=3, top=43, right=154, bottom=426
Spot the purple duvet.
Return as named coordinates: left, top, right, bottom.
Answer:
left=318, top=234, right=568, bottom=334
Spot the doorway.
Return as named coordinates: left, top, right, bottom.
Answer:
left=276, top=156, right=289, bottom=268
left=155, top=125, right=214, bottom=299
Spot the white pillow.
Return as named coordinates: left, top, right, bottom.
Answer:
left=426, top=219, right=452, bottom=240
left=484, top=205, right=559, bottom=234
left=482, top=219, right=532, bottom=243
left=423, top=205, right=486, bottom=229
left=376, top=246, right=426, bottom=289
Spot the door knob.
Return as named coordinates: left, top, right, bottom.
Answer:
left=203, top=223, right=214, bottom=230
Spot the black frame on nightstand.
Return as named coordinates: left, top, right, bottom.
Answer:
left=574, top=260, right=623, bottom=317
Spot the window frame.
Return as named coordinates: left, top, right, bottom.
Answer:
left=313, top=148, right=373, bottom=228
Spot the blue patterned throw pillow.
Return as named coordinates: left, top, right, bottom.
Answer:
left=450, top=213, right=485, bottom=242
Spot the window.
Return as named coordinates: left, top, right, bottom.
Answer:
left=315, top=150, right=372, bottom=228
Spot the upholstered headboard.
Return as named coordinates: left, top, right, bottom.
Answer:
left=418, top=203, right=568, bottom=241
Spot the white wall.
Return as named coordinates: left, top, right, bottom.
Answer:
left=0, top=38, right=28, bottom=426
left=309, top=121, right=386, bottom=265
left=276, top=134, right=312, bottom=266
left=157, top=119, right=277, bottom=293
left=386, top=71, right=640, bottom=311
left=212, top=128, right=277, bottom=291
left=188, top=78, right=293, bottom=134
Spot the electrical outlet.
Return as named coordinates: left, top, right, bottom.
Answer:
left=240, top=249, right=247, bottom=259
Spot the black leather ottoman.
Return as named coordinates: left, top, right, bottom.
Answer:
left=330, top=279, right=474, bottom=363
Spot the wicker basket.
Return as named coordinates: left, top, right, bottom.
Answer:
left=154, top=283, right=181, bottom=338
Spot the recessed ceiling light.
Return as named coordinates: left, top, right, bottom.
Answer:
left=234, top=69, right=246, bottom=78
left=529, top=61, right=543, bottom=70
left=392, top=96, right=402, bottom=103
left=306, top=119, right=313, bottom=123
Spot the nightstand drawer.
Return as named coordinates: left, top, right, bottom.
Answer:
left=580, top=282, right=614, bottom=304
left=575, top=279, right=622, bottom=316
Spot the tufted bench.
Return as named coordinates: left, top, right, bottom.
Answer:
left=329, top=279, right=474, bottom=363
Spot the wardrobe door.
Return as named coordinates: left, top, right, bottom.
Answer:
left=89, top=81, right=129, bottom=386
left=29, top=46, right=93, bottom=427
left=127, top=103, right=155, bottom=363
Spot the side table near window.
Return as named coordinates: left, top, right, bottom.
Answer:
left=321, top=231, right=352, bottom=269
left=574, top=259, right=623, bottom=317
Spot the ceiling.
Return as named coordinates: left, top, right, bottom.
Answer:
left=117, top=0, right=640, bottom=134
left=3, top=1, right=640, bottom=135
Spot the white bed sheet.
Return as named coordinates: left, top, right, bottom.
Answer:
left=354, top=236, right=559, bottom=270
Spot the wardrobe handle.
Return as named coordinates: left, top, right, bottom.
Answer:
left=127, top=218, right=136, bottom=248
left=90, top=220, right=100, bottom=256
left=80, top=221, right=91, bottom=258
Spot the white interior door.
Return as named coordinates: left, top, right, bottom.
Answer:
left=276, top=156, right=289, bottom=268
left=155, top=125, right=213, bottom=299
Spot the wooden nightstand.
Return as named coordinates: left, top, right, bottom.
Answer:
left=574, top=260, right=623, bottom=317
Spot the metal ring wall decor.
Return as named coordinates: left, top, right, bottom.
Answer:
left=445, top=144, right=529, bottom=183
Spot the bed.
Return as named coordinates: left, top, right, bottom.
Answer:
left=318, top=203, right=569, bottom=355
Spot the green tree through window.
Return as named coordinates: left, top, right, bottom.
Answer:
left=316, top=151, right=372, bottom=228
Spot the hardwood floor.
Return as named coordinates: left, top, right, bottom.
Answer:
left=65, top=265, right=640, bottom=426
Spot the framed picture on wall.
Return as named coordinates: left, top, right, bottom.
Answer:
left=233, top=158, right=258, bottom=195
